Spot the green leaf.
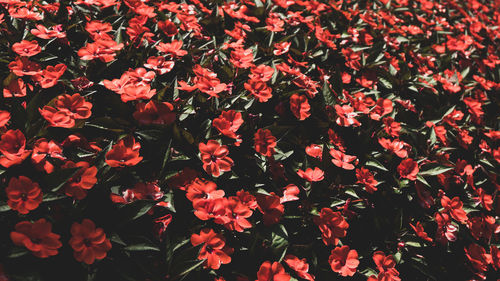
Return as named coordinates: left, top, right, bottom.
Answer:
left=44, top=167, right=81, bottom=192
left=419, top=164, right=453, bottom=176
left=365, top=159, right=389, bottom=171
left=124, top=242, right=160, bottom=252
left=119, top=200, right=156, bottom=221
left=322, top=81, right=335, bottom=106
left=171, top=259, right=205, bottom=280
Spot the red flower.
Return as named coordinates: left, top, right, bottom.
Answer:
left=370, top=98, right=393, bottom=121
left=356, top=167, right=378, bottom=193
left=256, top=193, right=284, bottom=225
left=199, top=140, right=234, bottom=177
left=305, top=144, right=323, bottom=160
left=133, top=100, right=175, bottom=125
left=372, top=251, right=400, bottom=280
left=280, top=184, right=300, bottom=203
left=313, top=208, right=349, bottom=245
left=289, top=94, right=311, bottom=120
left=105, top=136, right=143, bottom=167
left=0, top=110, right=11, bottom=127
left=186, top=178, right=225, bottom=205
left=69, top=219, right=112, bottom=264
left=297, top=167, right=324, bottom=182
left=254, top=129, right=277, bottom=157
left=8, top=56, right=41, bottom=76
left=440, top=195, right=468, bottom=223
left=335, top=104, right=361, bottom=127
left=397, top=158, right=418, bottom=180
left=356, top=70, right=377, bottom=89
left=6, top=176, right=42, bottom=214
left=31, top=138, right=65, bottom=173
left=378, top=138, right=411, bottom=158
left=283, top=255, right=314, bottom=281
left=274, top=42, right=291, bottom=56
left=464, top=244, right=492, bottom=272
left=3, top=78, right=28, bottom=98
left=61, top=161, right=98, bottom=200
left=154, top=214, right=172, bottom=239
left=0, top=129, right=31, bottom=168
left=256, top=261, right=291, bottom=281
left=32, top=63, right=67, bottom=88
left=230, top=48, right=254, bottom=69
left=10, top=219, right=62, bottom=258
left=190, top=228, right=233, bottom=270
left=77, top=39, right=123, bottom=62
left=158, top=19, right=178, bottom=36
left=156, top=40, right=187, bottom=57
left=223, top=197, right=253, bottom=232
left=213, top=110, right=244, bottom=139
left=410, top=221, right=433, bottom=242
left=245, top=79, right=273, bottom=102
left=39, top=93, right=92, bottom=128
left=12, top=40, right=41, bottom=57
left=250, top=65, right=274, bottom=82
left=329, top=245, right=359, bottom=277
left=143, top=56, right=175, bottom=75
left=330, top=148, right=357, bottom=170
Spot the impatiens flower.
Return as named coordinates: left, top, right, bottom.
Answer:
left=133, top=100, right=175, bottom=125
left=397, top=158, right=419, bottom=180
left=105, top=136, right=143, bottom=167
left=254, top=129, right=277, bottom=157
left=223, top=198, right=253, bottom=232
left=12, top=40, right=42, bottom=57
left=10, top=219, right=62, bottom=258
left=330, top=148, right=357, bottom=170
left=245, top=79, right=273, bottom=102
left=356, top=167, right=378, bottom=193
left=156, top=40, right=187, bottom=57
left=372, top=251, right=400, bottom=280
left=289, top=94, right=311, bottom=120
left=8, top=56, right=41, bottom=76
left=280, top=184, right=300, bottom=203
left=273, top=41, right=291, bottom=56
left=143, top=56, right=175, bottom=74
left=328, top=245, right=359, bottom=277
left=305, top=144, right=323, bottom=160
left=256, top=261, right=291, bottom=281
left=39, top=93, right=92, bottom=128
left=283, top=255, right=314, bottom=281
left=6, top=176, right=43, bottom=214
left=213, top=110, right=243, bottom=139
left=464, top=243, right=492, bottom=273
left=434, top=212, right=458, bottom=244
left=32, top=63, right=67, bottom=89
left=3, top=78, right=28, bottom=98
left=335, top=104, right=361, bottom=127
left=440, top=195, right=468, bottom=223
left=190, top=228, right=233, bottom=270
left=31, top=24, right=66, bottom=39
left=313, top=207, right=349, bottom=245
left=61, top=161, right=98, bottom=200
left=186, top=178, right=225, bottom=205
left=230, top=48, right=254, bottom=68
left=69, top=219, right=112, bottom=264
left=199, top=140, right=234, bottom=177
left=0, top=129, right=31, bottom=168
left=250, top=65, right=275, bottom=82
left=154, top=214, right=172, bottom=239
left=77, top=39, right=124, bottom=62
left=378, top=138, right=411, bottom=158
left=369, top=98, right=393, bottom=121
left=410, top=221, right=433, bottom=242
left=256, top=193, right=284, bottom=225
left=0, top=110, right=11, bottom=127
left=297, top=167, right=324, bottom=182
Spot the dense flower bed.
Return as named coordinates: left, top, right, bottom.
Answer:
left=0, top=0, right=499, bottom=280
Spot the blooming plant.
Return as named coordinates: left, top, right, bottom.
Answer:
left=0, top=0, right=499, bottom=281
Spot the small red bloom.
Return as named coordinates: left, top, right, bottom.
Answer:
left=6, top=176, right=42, bottom=214
left=61, top=161, right=98, bottom=200
left=274, top=41, right=291, bottom=56
left=230, top=48, right=254, bottom=69
left=313, top=208, right=349, bottom=245
left=105, top=136, right=143, bottom=167
left=133, top=100, right=175, bottom=125
left=10, top=219, right=62, bottom=258
left=297, top=167, right=324, bottom=182
left=335, top=104, right=361, bottom=127
left=69, top=219, right=112, bottom=264
left=254, top=129, right=277, bottom=157
left=283, top=255, right=314, bottom=281
left=213, top=110, right=243, bottom=139
left=410, top=221, right=433, bottom=242
left=39, top=93, right=92, bottom=128
left=329, top=245, right=359, bottom=277
left=305, top=144, right=323, bottom=160
left=3, top=78, right=28, bottom=98
left=199, top=140, right=234, bottom=177
left=372, top=251, right=400, bottom=280
left=440, top=195, right=468, bottom=223
left=356, top=167, right=378, bottom=193
left=378, top=138, right=411, bottom=158
left=32, top=63, right=67, bottom=89
left=0, top=110, right=11, bottom=127
left=250, top=65, right=274, bottom=82
left=190, top=228, right=233, bottom=270
left=156, top=40, right=187, bottom=58
left=186, top=178, right=225, bottom=205
left=0, top=129, right=31, bottom=168
left=12, top=40, right=41, bottom=57
left=397, top=158, right=419, bottom=181
left=256, top=193, right=284, bottom=225
left=330, top=148, right=357, bottom=170
left=289, top=94, right=311, bottom=120
left=256, top=261, right=291, bottom=281
left=245, top=79, right=273, bottom=102
left=224, top=197, right=253, bottom=232
left=370, top=98, right=393, bottom=121
left=464, top=243, right=492, bottom=272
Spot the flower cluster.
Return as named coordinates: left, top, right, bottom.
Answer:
left=0, top=0, right=499, bottom=280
